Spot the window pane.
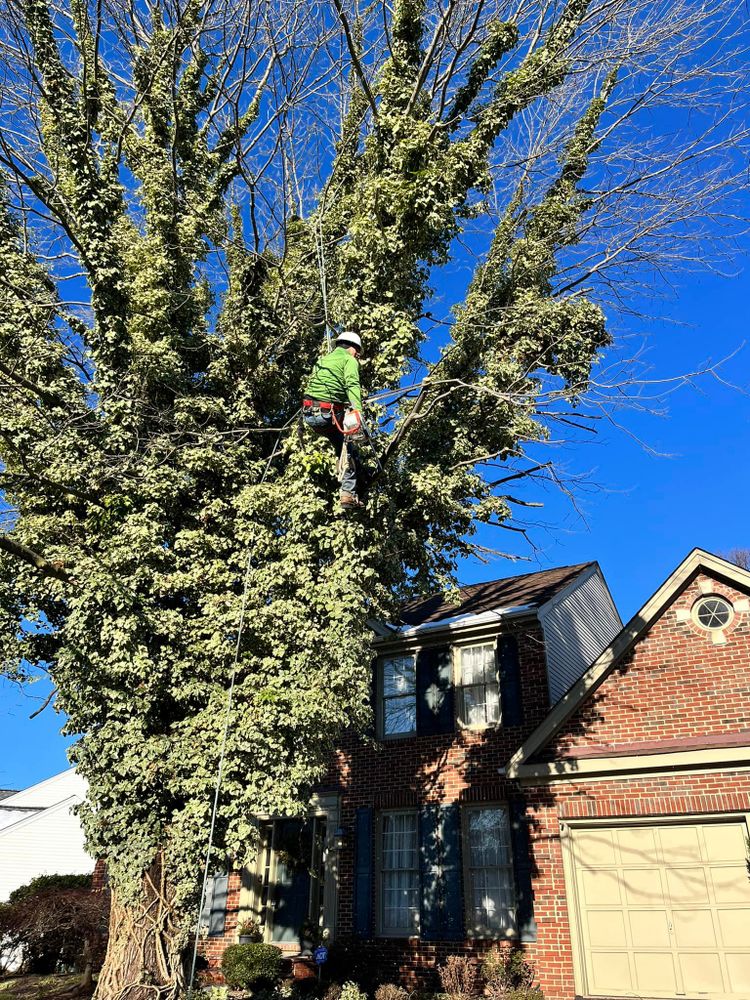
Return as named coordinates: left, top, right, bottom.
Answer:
left=472, top=869, right=515, bottom=933
left=469, top=808, right=511, bottom=866
left=485, top=682, right=500, bottom=723
left=381, top=813, right=419, bottom=932
left=383, top=656, right=416, bottom=695
left=459, top=645, right=498, bottom=726
left=384, top=695, right=416, bottom=735
left=463, top=685, right=487, bottom=727
left=467, top=807, right=515, bottom=935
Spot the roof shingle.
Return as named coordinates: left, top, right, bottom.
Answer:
left=399, top=563, right=594, bottom=627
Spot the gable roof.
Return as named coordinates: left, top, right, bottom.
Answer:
left=399, top=563, right=595, bottom=627
left=506, top=548, right=750, bottom=777
left=1, top=768, right=85, bottom=808
left=0, top=790, right=17, bottom=801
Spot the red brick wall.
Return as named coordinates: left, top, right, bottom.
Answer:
left=548, top=571, right=750, bottom=757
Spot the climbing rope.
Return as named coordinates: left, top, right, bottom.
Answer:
left=187, top=412, right=296, bottom=995
left=314, top=213, right=332, bottom=354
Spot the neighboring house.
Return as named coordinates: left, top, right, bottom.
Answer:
left=199, top=561, right=623, bottom=980
left=0, top=768, right=93, bottom=901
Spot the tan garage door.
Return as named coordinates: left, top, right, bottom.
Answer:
left=568, top=820, right=750, bottom=999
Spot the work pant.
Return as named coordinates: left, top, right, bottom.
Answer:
left=303, top=408, right=361, bottom=497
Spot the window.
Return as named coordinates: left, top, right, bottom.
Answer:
left=465, top=806, right=515, bottom=936
left=457, top=644, right=500, bottom=727
left=382, top=655, right=417, bottom=736
left=693, top=595, right=733, bottom=631
left=380, top=811, right=420, bottom=934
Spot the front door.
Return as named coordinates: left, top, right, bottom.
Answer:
left=258, top=817, right=326, bottom=944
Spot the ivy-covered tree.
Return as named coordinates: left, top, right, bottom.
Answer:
left=0, top=0, right=745, bottom=996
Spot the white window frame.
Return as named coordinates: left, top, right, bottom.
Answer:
left=462, top=804, right=517, bottom=938
left=376, top=809, right=421, bottom=937
left=453, top=641, right=501, bottom=730
left=379, top=654, right=417, bottom=739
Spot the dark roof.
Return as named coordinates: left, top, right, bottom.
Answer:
left=399, top=563, right=595, bottom=627
left=0, top=790, right=18, bottom=801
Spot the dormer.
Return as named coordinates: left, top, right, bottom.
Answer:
left=371, top=562, right=621, bottom=741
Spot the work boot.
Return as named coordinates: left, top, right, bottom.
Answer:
left=340, top=491, right=365, bottom=509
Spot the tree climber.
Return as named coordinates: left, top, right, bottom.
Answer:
left=303, top=332, right=366, bottom=509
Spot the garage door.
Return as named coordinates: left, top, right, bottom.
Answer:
left=568, top=820, right=750, bottom=999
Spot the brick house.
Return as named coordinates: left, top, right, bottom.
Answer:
left=201, top=549, right=750, bottom=1000
left=200, top=562, right=621, bottom=974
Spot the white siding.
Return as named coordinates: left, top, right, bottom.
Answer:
left=2, top=768, right=86, bottom=807
left=539, top=566, right=622, bottom=705
left=0, top=796, right=93, bottom=901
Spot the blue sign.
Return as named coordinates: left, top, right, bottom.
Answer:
left=314, top=946, right=329, bottom=966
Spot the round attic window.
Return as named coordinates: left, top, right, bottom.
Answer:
left=693, top=595, right=733, bottom=631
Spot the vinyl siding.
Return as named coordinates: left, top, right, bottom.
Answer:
left=539, top=566, right=621, bottom=705
left=1, top=768, right=86, bottom=807
left=0, top=796, right=93, bottom=901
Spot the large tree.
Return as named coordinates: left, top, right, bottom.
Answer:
left=0, top=0, right=746, bottom=996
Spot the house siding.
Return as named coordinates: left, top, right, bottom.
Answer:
left=0, top=797, right=93, bottom=901
left=539, top=567, right=621, bottom=706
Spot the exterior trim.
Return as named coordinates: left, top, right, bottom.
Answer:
left=0, top=795, right=81, bottom=839
left=506, top=548, right=750, bottom=778
left=509, top=744, right=750, bottom=781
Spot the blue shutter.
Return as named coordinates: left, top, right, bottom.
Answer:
left=509, top=799, right=536, bottom=942
left=419, top=805, right=441, bottom=940
left=368, top=657, right=378, bottom=737
left=354, top=806, right=373, bottom=938
left=416, top=646, right=454, bottom=735
left=440, top=804, right=464, bottom=940
left=208, top=874, right=228, bottom=937
left=419, top=804, right=464, bottom=941
left=498, top=634, right=523, bottom=727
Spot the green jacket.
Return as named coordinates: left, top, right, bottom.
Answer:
left=304, top=347, right=363, bottom=409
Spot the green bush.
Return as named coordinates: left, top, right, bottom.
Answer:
left=220, top=943, right=283, bottom=990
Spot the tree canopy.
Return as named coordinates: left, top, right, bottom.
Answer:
left=0, top=0, right=746, bottom=994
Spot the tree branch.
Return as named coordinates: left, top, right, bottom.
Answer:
left=0, top=534, right=73, bottom=582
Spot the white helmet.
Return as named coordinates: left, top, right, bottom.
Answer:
left=336, top=331, right=362, bottom=349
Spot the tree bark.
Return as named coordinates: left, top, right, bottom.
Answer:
left=94, top=856, right=189, bottom=1000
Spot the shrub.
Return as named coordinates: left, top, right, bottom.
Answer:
left=438, top=956, right=476, bottom=1000
left=221, top=943, right=284, bottom=990
left=339, top=983, right=368, bottom=1000
left=0, top=879, right=108, bottom=984
left=481, top=949, right=543, bottom=1000
left=323, top=984, right=343, bottom=1000
left=375, top=985, right=410, bottom=1000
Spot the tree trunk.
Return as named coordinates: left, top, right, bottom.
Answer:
left=94, top=855, right=189, bottom=1000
